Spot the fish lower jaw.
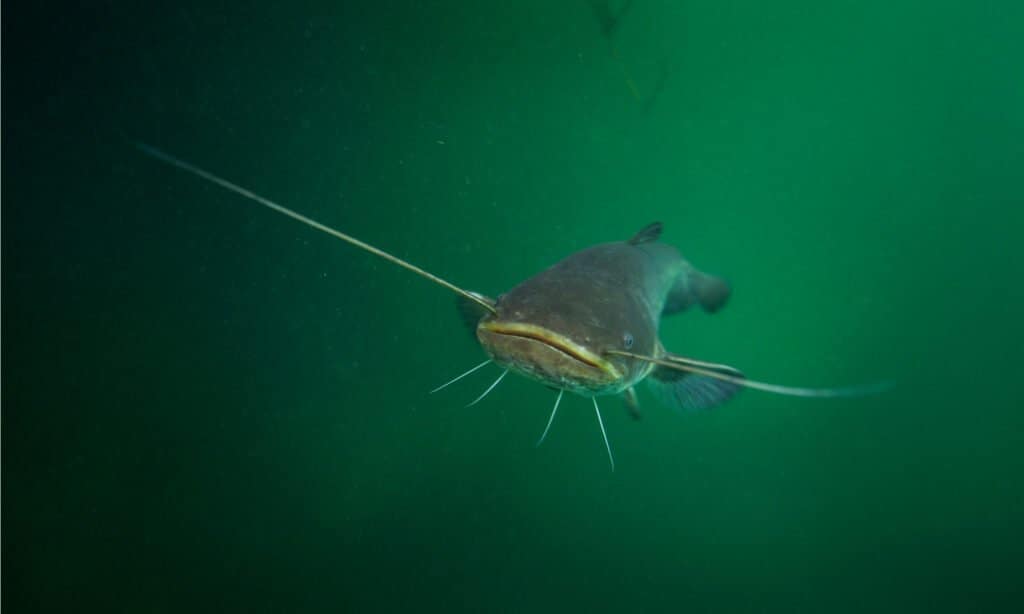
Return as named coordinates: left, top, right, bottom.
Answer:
left=494, top=358, right=627, bottom=397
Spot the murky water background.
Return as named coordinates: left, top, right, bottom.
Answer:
left=5, top=2, right=1022, bottom=611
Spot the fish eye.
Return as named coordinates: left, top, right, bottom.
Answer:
left=622, top=333, right=634, bottom=349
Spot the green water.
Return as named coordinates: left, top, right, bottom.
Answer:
left=4, top=1, right=1022, bottom=611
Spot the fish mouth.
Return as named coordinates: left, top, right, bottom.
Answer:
left=477, top=321, right=622, bottom=380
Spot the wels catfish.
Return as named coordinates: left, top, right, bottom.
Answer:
left=135, top=143, right=889, bottom=470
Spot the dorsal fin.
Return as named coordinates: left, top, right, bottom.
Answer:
left=628, top=222, right=663, bottom=245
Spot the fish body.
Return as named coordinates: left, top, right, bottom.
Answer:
left=473, top=223, right=729, bottom=402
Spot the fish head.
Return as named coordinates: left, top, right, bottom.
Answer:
left=475, top=277, right=656, bottom=396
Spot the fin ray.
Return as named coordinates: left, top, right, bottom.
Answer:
left=647, top=360, right=744, bottom=411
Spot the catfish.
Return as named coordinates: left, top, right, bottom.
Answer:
left=136, top=142, right=888, bottom=470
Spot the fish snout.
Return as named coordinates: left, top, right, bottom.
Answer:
left=476, top=321, right=623, bottom=394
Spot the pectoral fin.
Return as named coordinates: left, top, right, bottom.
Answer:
left=623, top=386, right=642, bottom=420
left=647, top=354, right=744, bottom=411
left=456, top=292, right=496, bottom=337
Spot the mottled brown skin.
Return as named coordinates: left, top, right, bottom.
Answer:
left=474, top=227, right=718, bottom=397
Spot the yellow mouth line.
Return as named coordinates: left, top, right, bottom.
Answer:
left=480, top=322, right=621, bottom=377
